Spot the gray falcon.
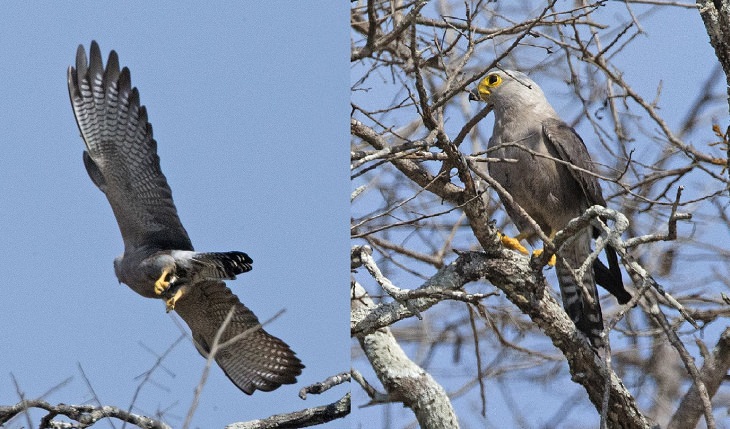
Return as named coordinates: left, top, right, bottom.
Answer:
left=470, top=69, right=630, bottom=347
left=68, top=41, right=303, bottom=393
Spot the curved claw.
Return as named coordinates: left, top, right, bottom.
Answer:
left=165, top=297, right=176, bottom=313
left=154, top=268, right=174, bottom=295
left=165, top=284, right=188, bottom=313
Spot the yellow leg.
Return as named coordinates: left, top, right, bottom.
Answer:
left=499, top=231, right=557, bottom=266
left=533, top=231, right=557, bottom=266
left=154, top=268, right=172, bottom=295
left=532, top=249, right=557, bottom=266
left=498, top=232, right=529, bottom=255
left=165, top=285, right=188, bottom=313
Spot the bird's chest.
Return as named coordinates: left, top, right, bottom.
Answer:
left=488, top=122, right=583, bottom=230
left=116, top=249, right=176, bottom=299
left=488, top=123, right=559, bottom=196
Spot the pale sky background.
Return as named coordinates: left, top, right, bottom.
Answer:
left=0, top=3, right=349, bottom=428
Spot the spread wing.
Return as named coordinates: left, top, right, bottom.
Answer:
left=173, top=280, right=304, bottom=394
left=67, top=41, right=192, bottom=252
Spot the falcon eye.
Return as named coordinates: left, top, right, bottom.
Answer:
left=487, top=74, right=502, bottom=86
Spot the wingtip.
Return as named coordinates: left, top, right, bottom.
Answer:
left=67, top=66, right=76, bottom=93
left=222, top=324, right=304, bottom=395
left=616, top=290, right=632, bottom=305
left=230, top=358, right=304, bottom=395
left=88, top=40, right=103, bottom=76
left=130, top=86, right=141, bottom=109
left=104, top=49, right=120, bottom=85
left=118, top=66, right=132, bottom=94
left=89, top=40, right=101, bottom=60
left=75, top=44, right=88, bottom=78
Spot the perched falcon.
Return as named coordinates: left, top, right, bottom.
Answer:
left=68, top=41, right=303, bottom=393
left=470, top=69, right=631, bottom=348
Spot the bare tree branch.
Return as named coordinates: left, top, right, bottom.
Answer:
left=225, top=393, right=351, bottom=429
left=0, top=400, right=170, bottom=429
left=352, top=281, right=460, bottom=428
left=668, top=327, right=730, bottom=429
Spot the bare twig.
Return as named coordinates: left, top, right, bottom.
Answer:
left=224, top=393, right=351, bottom=429
left=0, top=400, right=170, bottom=429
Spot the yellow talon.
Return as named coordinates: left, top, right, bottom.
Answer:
left=165, top=285, right=188, bottom=313
left=497, top=231, right=557, bottom=266
left=498, top=231, right=556, bottom=266
left=533, top=249, right=557, bottom=266
left=154, top=268, right=172, bottom=295
left=498, top=232, right=529, bottom=255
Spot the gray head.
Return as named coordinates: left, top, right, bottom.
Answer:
left=114, top=255, right=123, bottom=283
left=471, top=69, right=556, bottom=118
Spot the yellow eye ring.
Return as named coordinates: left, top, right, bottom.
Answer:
left=476, top=73, right=502, bottom=100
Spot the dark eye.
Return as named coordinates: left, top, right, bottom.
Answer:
left=488, top=74, right=499, bottom=85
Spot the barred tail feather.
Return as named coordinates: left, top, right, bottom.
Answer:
left=556, top=231, right=605, bottom=348
left=194, top=251, right=254, bottom=280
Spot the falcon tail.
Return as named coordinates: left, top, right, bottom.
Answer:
left=193, top=251, right=254, bottom=280
left=556, top=230, right=605, bottom=348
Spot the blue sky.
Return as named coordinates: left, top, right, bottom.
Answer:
left=0, top=3, right=349, bottom=428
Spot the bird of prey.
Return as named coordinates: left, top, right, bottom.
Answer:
left=68, top=41, right=303, bottom=393
left=470, top=69, right=631, bottom=348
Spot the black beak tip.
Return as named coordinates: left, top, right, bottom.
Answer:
left=468, top=90, right=479, bottom=102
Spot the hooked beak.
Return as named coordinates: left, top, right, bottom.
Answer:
left=468, top=86, right=489, bottom=102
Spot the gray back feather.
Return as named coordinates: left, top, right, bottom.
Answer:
left=542, top=118, right=607, bottom=208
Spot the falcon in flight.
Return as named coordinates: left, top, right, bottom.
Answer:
left=470, top=69, right=631, bottom=348
left=68, top=41, right=303, bottom=393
